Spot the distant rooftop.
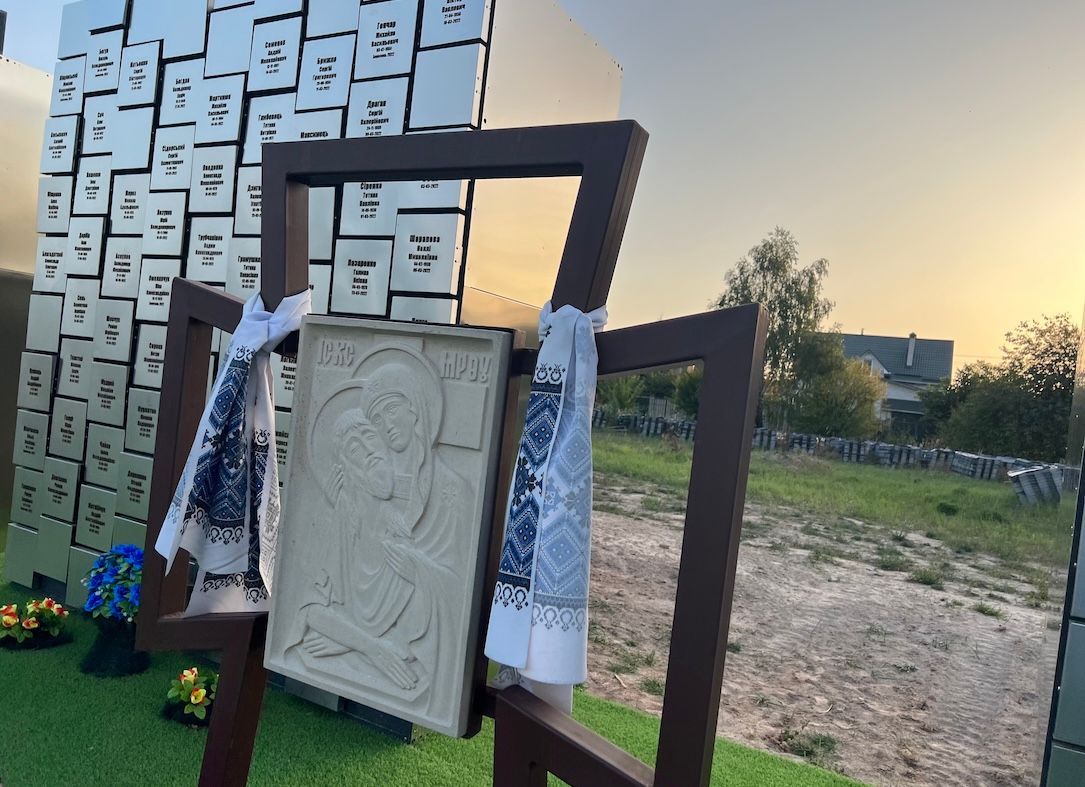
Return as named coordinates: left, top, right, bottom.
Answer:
left=841, top=332, right=954, bottom=383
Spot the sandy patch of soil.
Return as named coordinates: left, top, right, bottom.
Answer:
left=587, top=476, right=1064, bottom=786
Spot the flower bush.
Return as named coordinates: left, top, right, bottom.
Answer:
left=0, top=598, right=71, bottom=647
left=84, top=544, right=143, bottom=623
left=166, top=666, right=218, bottom=722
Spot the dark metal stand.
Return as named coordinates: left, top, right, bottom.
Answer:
left=137, top=120, right=767, bottom=787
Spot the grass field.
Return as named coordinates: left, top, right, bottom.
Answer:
left=592, top=432, right=1075, bottom=569
left=0, top=565, right=860, bottom=787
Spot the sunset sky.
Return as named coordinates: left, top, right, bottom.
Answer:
left=7, top=0, right=1084, bottom=368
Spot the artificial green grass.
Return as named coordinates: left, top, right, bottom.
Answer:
left=592, top=432, right=1074, bottom=567
left=0, top=574, right=859, bottom=787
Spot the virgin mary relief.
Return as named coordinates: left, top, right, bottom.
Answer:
left=267, top=320, right=509, bottom=737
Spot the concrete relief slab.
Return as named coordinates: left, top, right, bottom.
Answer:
left=266, top=318, right=510, bottom=737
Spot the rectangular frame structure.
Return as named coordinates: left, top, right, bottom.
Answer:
left=138, top=119, right=767, bottom=787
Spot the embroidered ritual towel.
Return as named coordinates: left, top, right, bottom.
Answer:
left=155, top=290, right=311, bottom=616
left=485, top=301, right=606, bottom=708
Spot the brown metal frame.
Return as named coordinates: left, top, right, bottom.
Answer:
left=138, top=120, right=766, bottom=787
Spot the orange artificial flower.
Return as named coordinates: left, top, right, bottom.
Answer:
left=190, top=688, right=207, bottom=705
left=1, top=614, right=17, bottom=629
left=22, top=617, right=39, bottom=630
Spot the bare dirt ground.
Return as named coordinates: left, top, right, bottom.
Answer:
left=586, top=475, right=1065, bottom=786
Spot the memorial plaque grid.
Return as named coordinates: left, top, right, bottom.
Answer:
left=17, top=0, right=497, bottom=601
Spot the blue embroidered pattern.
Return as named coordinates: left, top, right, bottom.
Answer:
left=494, top=365, right=564, bottom=610
left=176, top=346, right=270, bottom=602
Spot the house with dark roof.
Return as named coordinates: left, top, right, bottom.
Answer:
left=840, top=332, right=955, bottom=436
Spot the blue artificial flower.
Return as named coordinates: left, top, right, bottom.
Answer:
left=130, top=584, right=141, bottom=609
left=85, top=591, right=103, bottom=613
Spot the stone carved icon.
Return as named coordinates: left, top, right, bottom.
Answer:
left=266, top=317, right=511, bottom=737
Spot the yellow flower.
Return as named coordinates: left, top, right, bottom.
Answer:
left=1, top=614, right=17, bottom=629
left=0, top=604, right=16, bottom=616
left=190, top=688, right=207, bottom=705
left=22, top=617, right=39, bottom=630
left=26, top=601, right=40, bottom=613
left=181, top=668, right=199, bottom=683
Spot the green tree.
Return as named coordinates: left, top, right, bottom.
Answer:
left=673, top=367, right=702, bottom=419
left=790, top=334, right=886, bottom=438
left=596, top=375, right=643, bottom=415
left=639, top=370, right=677, bottom=401
left=918, top=314, right=1080, bottom=461
left=714, top=228, right=833, bottom=427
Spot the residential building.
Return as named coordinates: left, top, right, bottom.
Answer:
left=841, top=332, right=955, bottom=437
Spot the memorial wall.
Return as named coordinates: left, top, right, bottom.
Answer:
left=6, top=0, right=621, bottom=610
